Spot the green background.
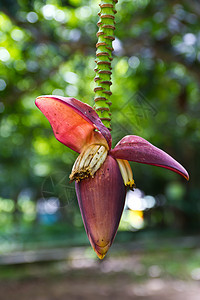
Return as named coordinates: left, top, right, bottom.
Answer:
left=0, top=1, right=200, bottom=296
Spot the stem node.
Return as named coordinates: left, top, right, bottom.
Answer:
left=94, top=0, right=117, bottom=130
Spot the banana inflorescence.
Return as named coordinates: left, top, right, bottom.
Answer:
left=70, top=144, right=108, bottom=181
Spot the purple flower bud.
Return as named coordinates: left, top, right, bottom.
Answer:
left=75, top=155, right=126, bottom=259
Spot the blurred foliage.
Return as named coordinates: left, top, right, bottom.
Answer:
left=0, top=0, right=200, bottom=248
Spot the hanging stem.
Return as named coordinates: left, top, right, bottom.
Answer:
left=94, top=0, right=118, bottom=130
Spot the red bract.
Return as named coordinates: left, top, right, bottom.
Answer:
left=36, top=95, right=189, bottom=258
left=35, top=96, right=111, bottom=152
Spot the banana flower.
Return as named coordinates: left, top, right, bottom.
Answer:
left=36, top=95, right=189, bottom=259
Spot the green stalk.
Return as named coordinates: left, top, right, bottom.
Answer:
left=94, top=0, right=118, bottom=130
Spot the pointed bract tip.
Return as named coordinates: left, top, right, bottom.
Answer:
left=96, top=252, right=106, bottom=260
left=183, top=173, right=189, bottom=181
left=185, top=172, right=190, bottom=181
left=89, top=238, right=111, bottom=259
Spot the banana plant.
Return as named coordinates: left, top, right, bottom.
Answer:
left=35, top=0, right=189, bottom=259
